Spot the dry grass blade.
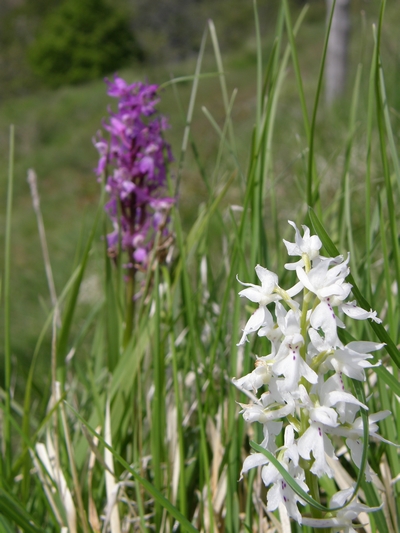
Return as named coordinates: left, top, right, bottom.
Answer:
left=27, top=168, right=60, bottom=326
left=35, top=437, right=77, bottom=533
left=379, top=456, right=398, bottom=533
left=104, top=398, right=121, bottom=533
left=88, top=428, right=102, bottom=533
left=31, top=444, right=65, bottom=527
left=206, top=409, right=225, bottom=510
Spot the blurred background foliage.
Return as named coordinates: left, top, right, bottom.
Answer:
left=0, top=0, right=399, bottom=400
left=4, top=0, right=290, bottom=95
left=0, top=0, right=398, bottom=96
left=28, top=0, right=144, bottom=88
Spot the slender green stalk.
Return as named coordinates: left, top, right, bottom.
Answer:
left=105, top=225, right=121, bottom=371
left=364, top=23, right=379, bottom=303
left=208, top=19, right=237, bottom=158
left=56, top=184, right=105, bottom=375
left=3, top=125, right=15, bottom=483
left=122, top=270, right=135, bottom=349
left=173, top=25, right=209, bottom=189
left=27, top=169, right=60, bottom=328
left=375, top=92, right=400, bottom=311
left=341, top=63, right=362, bottom=275
left=151, top=265, right=165, bottom=530
left=282, top=0, right=310, bottom=139
left=375, top=75, right=400, bottom=303
left=304, top=470, right=324, bottom=525
left=163, top=266, right=187, bottom=517
left=306, top=0, right=336, bottom=209
left=378, top=196, right=396, bottom=340
left=253, top=0, right=263, bottom=138
left=172, top=203, right=214, bottom=530
left=226, top=294, right=242, bottom=533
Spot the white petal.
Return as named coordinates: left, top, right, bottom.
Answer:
left=241, top=452, right=268, bottom=475
left=310, top=301, right=339, bottom=346
left=330, top=356, right=367, bottom=381
left=300, top=358, right=318, bottom=384
left=311, top=432, right=335, bottom=478
left=233, top=365, right=272, bottom=391
left=369, top=410, right=391, bottom=423
left=286, top=280, right=304, bottom=296
left=238, top=287, right=263, bottom=303
left=265, top=482, right=281, bottom=511
left=262, top=462, right=280, bottom=486
left=319, top=283, right=350, bottom=299
left=308, top=327, right=330, bottom=352
left=341, top=302, right=382, bottom=323
left=284, top=258, right=304, bottom=271
left=310, top=406, right=338, bottom=427
left=295, top=265, right=315, bottom=292
left=255, top=265, right=278, bottom=288
left=297, top=426, right=314, bottom=461
left=327, top=390, right=367, bottom=410
left=346, top=341, right=385, bottom=353
left=298, top=425, right=334, bottom=477
left=237, top=307, right=267, bottom=345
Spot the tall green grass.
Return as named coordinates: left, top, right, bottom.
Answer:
left=1, top=1, right=399, bottom=532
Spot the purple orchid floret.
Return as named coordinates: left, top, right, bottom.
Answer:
left=94, top=75, right=174, bottom=271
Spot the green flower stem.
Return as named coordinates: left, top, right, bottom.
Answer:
left=123, top=270, right=136, bottom=349
left=299, top=253, right=311, bottom=362
left=305, top=468, right=331, bottom=533
left=300, top=252, right=330, bottom=531
left=305, top=468, right=321, bottom=515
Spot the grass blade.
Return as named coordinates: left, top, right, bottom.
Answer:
left=2, top=125, right=15, bottom=482
left=0, top=488, right=41, bottom=533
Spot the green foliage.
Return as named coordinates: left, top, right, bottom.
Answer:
left=28, top=0, right=144, bottom=88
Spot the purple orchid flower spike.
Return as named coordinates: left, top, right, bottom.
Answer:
left=94, top=75, right=174, bottom=274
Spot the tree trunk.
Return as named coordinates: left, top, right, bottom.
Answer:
left=325, top=0, right=351, bottom=104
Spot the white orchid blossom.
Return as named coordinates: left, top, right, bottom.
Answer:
left=234, top=221, right=391, bottom=526
left=325, top=341, right=384, bottom=380
left=232, top=354, right=274, bottom=392
left=237, top=265, right=280, bottom=306
left=239, top=392, right=296, bottom=425
left=297, top=421, right=337, bottom=477
left=283, top=220, right=323, bottom=270
left=302, top=487, right=382, bottom=531
left=237, top=305, right=275, bottom=346
left=263, top=461, right=308, bottom=524
left=296, top=255, right=352, bottom=301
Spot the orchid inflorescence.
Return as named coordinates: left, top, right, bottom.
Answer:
left=94, top=75, right=174, bottom=273
left=235, top=221, right=390, bottom=529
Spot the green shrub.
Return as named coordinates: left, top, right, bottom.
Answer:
left=28, top=0, right=144, bottom=88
